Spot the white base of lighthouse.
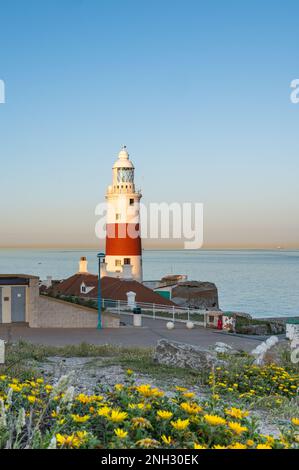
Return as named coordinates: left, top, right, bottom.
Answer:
left=101, top=255, right=143, bottom=282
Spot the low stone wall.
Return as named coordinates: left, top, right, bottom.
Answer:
left=29, top=296, right=119, bottom=328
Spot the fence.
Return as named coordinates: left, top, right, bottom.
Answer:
left=101, top=298, right=207, bottom=326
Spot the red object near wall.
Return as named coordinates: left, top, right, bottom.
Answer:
left=217, top=316, right=223, bottom=330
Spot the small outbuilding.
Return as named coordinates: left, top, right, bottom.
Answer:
left=0, top=275, right=39, bottom=324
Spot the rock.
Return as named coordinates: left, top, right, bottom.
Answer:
left=171, top=281, right=219, bottom=310
left=154, top=339, right=218, bottom=370
left=212, top=342, right=239, bottom=354
left=251, top=336, right=279, bottom=365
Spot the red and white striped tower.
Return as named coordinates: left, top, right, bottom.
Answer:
left=104, top=146, right=143, bottom=281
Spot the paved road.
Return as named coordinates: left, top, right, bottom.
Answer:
left=0, top=315, right=265, bottom=351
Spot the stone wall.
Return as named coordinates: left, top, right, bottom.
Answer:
left=29, top=296, right=119, bottom=328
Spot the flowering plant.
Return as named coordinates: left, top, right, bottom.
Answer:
left=0, top=372, right=298, bottom=449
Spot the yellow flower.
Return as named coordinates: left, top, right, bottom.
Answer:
left=27, top=395, right=37, bottom=404
left=194, top=443, right=207, bottom=449
left=71, top=414, right=90, bottom=423
left=109, top=409, right=128, bottom=423
left=256, top=444, right=272, bottom=449
left=180, top=402, right=202, bottom=415
left=182, top=392, right=195, bottom=399
left=228, top=421, right=248, bottom=435
left=76, top=394, right=92, bottom=404
left=97, top=406, right=111, bottom=417
left=126, top=369, right=133, bottom=376
left=213, top=445, right=227, bottom=449
left=91, top=395, right=104, bottom=402
left=161, top=435, right=172, bottom=445
left=229, top=443, right=247, bottom=449
left=175, top=386, right=188, bottom=392
left=171, top=418, right=190, bottom=431
left=212, top=394, right=220, bottom=400
left=291, top=418, right=299, bottom=426
left=203, top=414, right=226, bottom=426
left=136, top=384, right=164, bottom=398
left=225, top=407, right=249, bottom=419
left=136, top=438, right=160, bottom=448
left=132, top=417, right=151, bottom=429
left=157, top=410, right=173, bottom=420
left=9, top=383, right=22, bottom=392
left=114, top=428, right=128, bottom=439
left=36, top=378, right=44, bottom=384
left=246, top=439, right=255, bottom=447
left=115, top=384, right=124, bottom=391
left=56, top=433, right=80, bottom=448
left=260, top=434, right=275, bottom=445
left=76, top=431, right=88, bottom=441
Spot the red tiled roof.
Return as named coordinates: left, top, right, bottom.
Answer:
left=50, top=273, right=97, bottom=297
left=99, top=277, right=175, bottom=306
left=50, top=274, right=174, bottom=306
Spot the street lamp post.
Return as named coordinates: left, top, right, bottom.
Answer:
left=97, top=252, right=105, bottom=329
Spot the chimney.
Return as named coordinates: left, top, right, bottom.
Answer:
left=78, top=257, right=88, bottom=274
left=122, top=264, right=133, bottom=279
left=45, top=276, right=52, bottom=288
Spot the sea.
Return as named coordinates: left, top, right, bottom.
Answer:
left=0, top=249, right=298, bottom=319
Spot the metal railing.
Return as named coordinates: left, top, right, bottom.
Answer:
left=101, top=298, right=207, bottom=326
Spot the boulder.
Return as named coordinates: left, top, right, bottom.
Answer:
left=154, top=339, right=218, bottom=370
left=212, top=342, right=239, bottom=354
left=251, top=336, right=279, bottom=365
left=171, top=281, right=219, bottom=310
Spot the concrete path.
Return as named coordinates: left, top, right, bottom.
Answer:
left=0, top=315, right=265, bottom=351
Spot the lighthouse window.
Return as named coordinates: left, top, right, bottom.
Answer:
left=116, top=213, right=121, bottom=221
left=124, top=258, right=131, bottom=265
left=117, top=168, right=134, bottom=183
left=129, top=198, right=134, bottom=206
left=115, top=259, right=122, bottom=267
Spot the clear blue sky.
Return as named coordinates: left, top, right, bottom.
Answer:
left=0, top=0, right=298, bottom=248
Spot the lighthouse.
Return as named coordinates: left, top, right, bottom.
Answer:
left=102, top=146, right=143, bottom=282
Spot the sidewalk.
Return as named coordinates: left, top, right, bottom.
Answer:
left=0, top=315, right=266, bottom=351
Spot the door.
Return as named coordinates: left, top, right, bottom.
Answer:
left=11, top=287, right=26, bottom=322
left=0, top=288, right=2, bottom=323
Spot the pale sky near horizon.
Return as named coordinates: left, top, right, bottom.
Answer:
left=0, top=0, right=299, bottom=249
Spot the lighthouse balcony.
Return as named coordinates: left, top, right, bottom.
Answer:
left=106, top=186, right=142, bottom=197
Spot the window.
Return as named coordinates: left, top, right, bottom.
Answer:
left=117, top=168, right=134, bottom=183
left=116, top=213, right=121, bottom=221
left=81, top=284, right=87, bottom=294
left=124, top=258, right=131, bottom=265
left=129, top=198, right=134, bottom=206
left=115, top=259, right=122, bottom=267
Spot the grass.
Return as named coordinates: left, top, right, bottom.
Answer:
left=0, top=340, right=203, bottom=386
left=1, top=340, right=298, bottom=411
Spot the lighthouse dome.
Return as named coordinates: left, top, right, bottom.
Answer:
left=113, top=146, right=134, bottom=169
